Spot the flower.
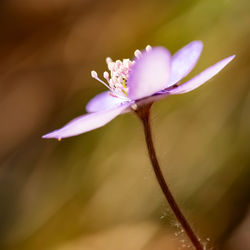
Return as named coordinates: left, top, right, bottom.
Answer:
left=42, top=41, right=235, bottom=140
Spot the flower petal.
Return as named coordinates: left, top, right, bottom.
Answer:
left=127, top=47, right=171, bottom=100
left=86, top=91, right=128, bottom=112
left=42, top=104, right=130, bottom=139
left=167, top=55, right=235, bottom=95
left=168, top=41, right=203, bottom=86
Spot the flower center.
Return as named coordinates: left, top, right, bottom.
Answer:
left=91, top=45, right=152, bottom=100
left=105, top=58, right=135, bottom=97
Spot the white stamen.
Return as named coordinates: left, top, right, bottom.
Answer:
left=108, top=91, right=131, bottom=101
left=106, top=57, right=112, bottom=64
left=103, top=71, right=109, bottom=82
left=116, top=60, right=122, bottom=68
left=134, top=49, right=142, bottom=58
left=91, top=70, right=98, bottom=78
left=91, top=52, right=139, bottom=100
left=146, top=45, right=152, bottom=52
left=91, top=70, right=111, bottom=90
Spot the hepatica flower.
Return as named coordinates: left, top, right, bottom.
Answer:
left=43, top=41, right=235, bottom=249
left=43, top=41, right=234, bottom=140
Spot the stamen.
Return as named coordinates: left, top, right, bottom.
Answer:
left=108, top=91, right=129, bottom=100
left=91, top=70, right=98, bottom=78
left=106, top=57, right=112, bottom=64
left=92, top=54, right=136, bottom=100
left=108, top=92, right=118, bottom=98
left=91, top=70, right=111, bottom=90
left=103, top=71, right=110, bottom=82
left=134, top=49, right=142, bottom=58
left=122, top=89, right=128, bottom=96
left=116, top=60, right=122, bottom=68
left=146, top=45, right=152, bottom=52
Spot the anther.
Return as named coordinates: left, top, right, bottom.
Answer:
left=91, top=70, right=111, bottom=90
left=134, top=49, right=142, bottom=58
left=103, top=71, right=110, bottom=82
left=146, top=45, right=152, bottom=52
left=106, top=57, right=112, bottom=64
left=91, top=70, right=98, bottom=78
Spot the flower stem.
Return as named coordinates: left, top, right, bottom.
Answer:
left=135, top=103, right=204, bottom=250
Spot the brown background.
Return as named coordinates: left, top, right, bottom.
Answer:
left=0, top=0, right=249, bottom=249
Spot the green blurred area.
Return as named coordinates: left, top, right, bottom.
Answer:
left=0, top=0, right=249, bottom=249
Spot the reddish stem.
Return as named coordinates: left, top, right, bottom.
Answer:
left=135, top=103, right=204, bottom=250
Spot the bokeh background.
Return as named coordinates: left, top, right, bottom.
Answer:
left=0, top=0, right=249, bottom=249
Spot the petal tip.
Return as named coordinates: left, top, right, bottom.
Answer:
left=192, top=40, right=203, bottom=48
left=220, top=54, right=236, bottom=67
left=167, top=53, right=236, bottom=95
left=42, top=134, right=49, bottom=139
left=41, top=103, right=130, bottom=139
left=187, top=40, right=204, bottom=51
left=168, top=40, right=204, bottom=87
left=42, top=129, right=62, bottom=140
left=42, top=133, right=56, bottom=139
left=228, top=54, right=236, bottom=61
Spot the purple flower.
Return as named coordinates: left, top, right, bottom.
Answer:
left=42, top=41, right=235, bottom=140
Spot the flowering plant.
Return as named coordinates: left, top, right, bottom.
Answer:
left=43, top=41, right=234, bottom=250
left=43, top=41, right=234, bottom=140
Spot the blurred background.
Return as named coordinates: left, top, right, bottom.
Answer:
left=0, top=0, right=249, bottom=249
